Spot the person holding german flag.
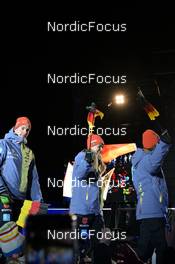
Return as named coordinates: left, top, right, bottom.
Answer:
left=132, top=89, right=172, bottom=264
left=69, top=103, right=106, bottom=263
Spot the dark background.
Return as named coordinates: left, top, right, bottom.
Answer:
left=6, top=7, right=175, bottom=206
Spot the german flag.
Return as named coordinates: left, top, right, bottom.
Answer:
left=16, top=200, right=49, bottom=228
left=144, top=103, right=159, bottom=120
left=137, top=88, right=159, bottom=120
left=87, top=109, right=104, bottom=133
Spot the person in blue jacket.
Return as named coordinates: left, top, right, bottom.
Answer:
left=69, top=133, right=106, bottom=262
left=0, top=117, right=43, bottom=221
left=70, top=134, right=106, bottom=215
left=132, top=129, right=171, bottom=264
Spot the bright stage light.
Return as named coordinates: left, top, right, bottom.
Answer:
left=115, top=94, right=125, bottom=104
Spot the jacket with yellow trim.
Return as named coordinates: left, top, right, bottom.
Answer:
left=132, top=139, right=171, bottom=220
left=0, top=129, right=42, bottom=201
left=69, top=150, right=101, bottom=215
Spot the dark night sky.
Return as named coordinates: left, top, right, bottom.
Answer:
left=6, top=7, right=175, bottom=205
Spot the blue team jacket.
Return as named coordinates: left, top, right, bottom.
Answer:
left=69, top=151, right=101, bottom=215
left=0, top=129, right=43, bottom=201
left=132, top=140, right=170, bottom=220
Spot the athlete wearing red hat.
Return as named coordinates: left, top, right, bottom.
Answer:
left=132, top=128, right=171, bottom=263
left=70, top=133, right=106, bottom=262
left=0, top=117, right=43, bottom=262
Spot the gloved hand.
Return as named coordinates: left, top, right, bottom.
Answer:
left=0, top=192, right=14, bottom=208
left=160, top=129, right=172, bottom=144
left=85, top=150, right=95, bottom=164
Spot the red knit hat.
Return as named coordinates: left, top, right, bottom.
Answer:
left=87, top=134, right=104, bottom=149
left=142, top=129, right=159, bottom=149
left=14, top=117, right=31, bottom=130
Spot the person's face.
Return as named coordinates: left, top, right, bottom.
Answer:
left=91, top=144, right=103, bottom=154
left=14, top=125, right=31, bottom=138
